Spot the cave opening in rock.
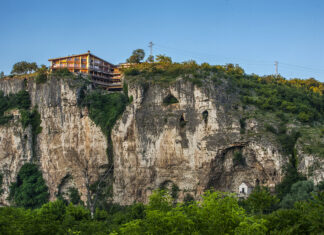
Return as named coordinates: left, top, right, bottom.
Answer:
left=179, top=114, right=186, bottom=128
left=202, top=110, right=208, bottom=123
left=163, top=94, right=179, bottom=106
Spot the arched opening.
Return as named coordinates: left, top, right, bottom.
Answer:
left=163, top=94, right=179, bottom=106
left=179, top=114, right=186, bottom=128
left=202, top=110, right=208, bottom=123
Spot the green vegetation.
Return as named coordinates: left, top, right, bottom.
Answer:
left=162, top=94, right=179, bottom=105
left=20, top=107, right=42, bottom=157
left=35, top=65, right=49, bottom=84
left=3, top=188, right=324, bottom=234
left=79, top=90, right=128, bottom=163
left=0, top=90, right=30, bottom=125
left=233, top=151, right=246, bottom=166
left=126, top=49, right=145, bottom=63
left=239, top=75, right=323, bottom=123
left=123, top=61, right=323, bottom=124
left=155, top=54, right=172, bottom=64
left=11, top=61, right=38, bottom=75
left=241, top=186, right=279, bottom=214
left=280, top=180, right=314, bottom=208
left=8, top=163, right=49, bottom=209
left=239, top=118, right=246, bottom=134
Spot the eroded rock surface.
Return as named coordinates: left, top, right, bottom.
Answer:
left=0, top=78, right=107, bottom=204
left=112, top=80, right=284, bottom=204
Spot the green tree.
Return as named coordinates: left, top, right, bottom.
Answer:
left=11, top=61, right=38, bottom=75
left=146, top=55, right=154, bottom=63
left=9, top=163, right=49, bottom=209
left=126, top=49, right=145, bottom=63
left=35, top=65, right=48, bottom=84
left=155, top=54, right=172, bottom=64
left=244, top=186, right=279, bottom=214
left=281, top=180, right=314, bottom=208
left=0, top=71, right=4, bottom=78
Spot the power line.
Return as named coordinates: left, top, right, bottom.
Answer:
left=154, top=43, right=324, bottom=74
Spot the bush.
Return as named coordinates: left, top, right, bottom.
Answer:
left=0, top=90, right=31, bottom=125
left=9, top=163, right=49, bottom=209
left=233, top=151, right=246, bottom=166
left=280, top=180, right=314, bottom=208
left=163, top=94, right=179, bottom=105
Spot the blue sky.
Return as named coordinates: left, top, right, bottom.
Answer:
left=1, top=0, right=323, bottom=81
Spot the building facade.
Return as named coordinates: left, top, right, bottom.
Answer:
left=48, top=51, right=122, bottom=90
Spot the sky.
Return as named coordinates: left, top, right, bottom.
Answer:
left=0, top=0, right=323, bottom=81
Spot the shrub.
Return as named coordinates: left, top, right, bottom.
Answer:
left=9, top=163, right=49, bottom=209
left=233, top=151, right=246, bottom=166
left=163, top=94, right=179, bottom=105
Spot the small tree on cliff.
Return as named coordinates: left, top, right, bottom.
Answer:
left=126, top=49, right=145, bottom=63
left=11, top=61, right=38, bottom=75
left=156, top=54, right=172, bottom=64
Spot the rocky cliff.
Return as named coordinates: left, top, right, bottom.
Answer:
left=0, top=76, right=322, bottom=206
left=112, top=80, right=286, bottom=205
left=0, top=78, right=107, bottom=205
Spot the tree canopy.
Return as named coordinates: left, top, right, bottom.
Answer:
left=9, top=163, right=49, bottom=209
left=126, top=49, right=145, bottom=63
left=11, top=61, right=38, bottom=75
left=155, top=54, right=172, bottom=64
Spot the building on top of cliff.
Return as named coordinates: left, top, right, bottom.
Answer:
left=238, top=182, right=253, bottom=198
left=48, top=51, right=122, bottom=91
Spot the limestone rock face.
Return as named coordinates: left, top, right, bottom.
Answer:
left=112, top=80, right=285, bottom=205
left=0, top=78, right=108, bottom=204
left=0, top=77, right=322, bottom=206
left=0, top=115, right=33, bottom=206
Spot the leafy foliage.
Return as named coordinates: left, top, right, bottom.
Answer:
left=9, top=163, right=49, bottom=209
left=155, top=54, right=172, bottom=64
left=1, top=189, right=324, bottom=234
left=81, top=91, right=128, bottom=137
left=233, top=151, right=246, bottom=166
left=35, top=65, right=48, bottom=84
left=242, top=186, right=279, bottom=214
left=123, top=61, right=323, bottom=124
left=51, top=68, right=73, bottom=77
left=280, top=180, right=314, bottom=208
left=0, top=90, right=31, bottom=125
left=126, top=49, right=145, bottom=63
left=162, top=94, right=179, bottom=105
left=264, top=192, right=324, bottom=234
left=11, top=61, right=38, bottom=75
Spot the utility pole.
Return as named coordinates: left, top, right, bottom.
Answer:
left=274, top=61, right=278, bottom=77
left=149, top=41, right=154, bottom=57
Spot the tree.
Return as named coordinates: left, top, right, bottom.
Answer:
left=0, top=71, right=4, bottom=78
left=11, top=61, right=38, bottom=75
left=155, top=54, right=172, bottom=64
left=280, top=180, right=314, bottom=208
left=126, top=49, right=145, bottom=63
left=244, top=186, right=279, bottom=214
left=35, top=64, right=48, bottom=83
left=9, top=163, right=49, bottom=209
left=146, top=55, right=154, bottom=63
